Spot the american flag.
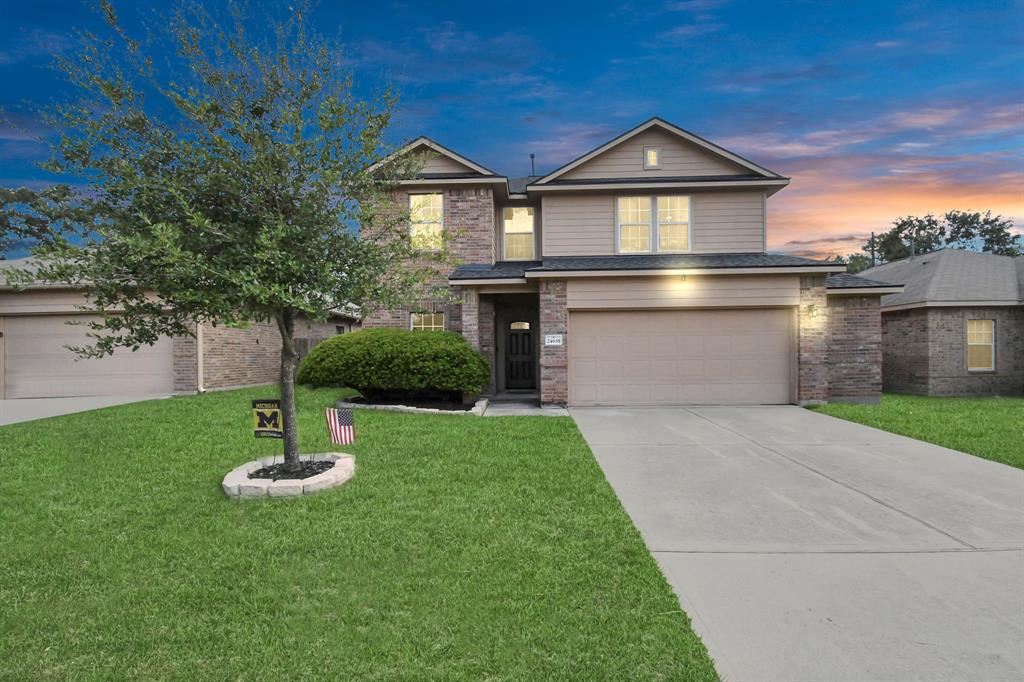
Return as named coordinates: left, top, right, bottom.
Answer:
left=326, top=407, right=356, bottom=445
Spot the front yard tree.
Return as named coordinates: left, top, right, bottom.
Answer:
left=0, top=1, right=437, bottom=469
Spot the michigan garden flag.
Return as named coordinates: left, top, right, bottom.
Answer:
left=326, top=407, right=356, bottom=445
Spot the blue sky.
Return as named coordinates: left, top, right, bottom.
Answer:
left=2, top=0, right=1022, bottom=257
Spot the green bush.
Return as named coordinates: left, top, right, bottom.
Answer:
left=297, top=328, right=490, bottom=398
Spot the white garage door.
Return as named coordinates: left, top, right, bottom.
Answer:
left=1, top=315, right=174, bottom=399
left=568, top=308, right=793, bottom=406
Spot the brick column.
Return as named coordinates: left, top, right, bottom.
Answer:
left=798, top=275, right=829, bottom=405
left=539, top=279, right=568, bottom=405
left=461, top=287, right=480, bottom=350
left=827, top=295, right=882, bottom=403
left=479, top=296, right=496, bottom=394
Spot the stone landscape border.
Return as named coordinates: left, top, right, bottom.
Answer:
left=222, top=453, right=355, bottom=498
left=336, top=398, right=488, bottom=416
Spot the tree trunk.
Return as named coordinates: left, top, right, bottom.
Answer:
left=275, top=309, right=301, bottom=471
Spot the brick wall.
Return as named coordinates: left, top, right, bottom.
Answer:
left=797, top=275, right=829, bottom=404
left=539, top=279, right=568, bottom=405
left=362, top=186, right=494, bottom=331
left=827, top=295, right=882, bottom=402
left=880, top=308, right=930, bottom=394
left=172, top=316, right=354, bottom=392
left=925, top=306, right=1024, bottom=396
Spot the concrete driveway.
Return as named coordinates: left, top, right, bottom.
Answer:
left=571, top=406, right=1024, bottom=682
left=0, top=395, right=167, bottom=426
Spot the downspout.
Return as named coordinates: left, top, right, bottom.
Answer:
left=196, top=322, right=206, bottom=393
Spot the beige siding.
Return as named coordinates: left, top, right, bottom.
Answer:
left=567, top=275, right=800, bottom=310
left=568, top=308, right=793, bottom=405
left=541, top=194, right=616, bottom=256
left=560, top=128, right=747, bottom=180
left=541, top=191, right=766, bottom=256
left=0, top=289, right=92, bottom=315
left=691, top=191, right=765, bottom=253
left=418, top=150, right=478, bottom=174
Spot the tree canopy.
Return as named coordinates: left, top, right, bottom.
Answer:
left=0, top=1, right=441, bottom=467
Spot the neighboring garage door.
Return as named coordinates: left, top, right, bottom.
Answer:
left=1, top=315, right=174, bottom=399
left=568, top=308, right=793, bottom=406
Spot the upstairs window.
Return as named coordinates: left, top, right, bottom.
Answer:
left=966, top=319, right=995, bottom=371
left=410, top=193, right=443, bottom=251
left=503, top=207, right=535, bottom=260
left=644, top=146, right=660, bottom=169
left=657, top=196, right=690, bottom=252
left=411, top=312, right=444, bottom=331
left=617, top=197, right=652, bottom=253
left=618, top=196, right=691, bottom=254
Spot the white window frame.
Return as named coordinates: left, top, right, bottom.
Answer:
left=616, top=196, right=653, bottom=254
left=616, top=195, right=692, bottom=255
left=409, top=192, right=443, bottom=251
left=643, top=146, right=661, bottom=170
left=502, top=206, right=536, bottom=261
left=410, top=312, right=445, bottom=331
left=966, top=319, right=995, bottom=372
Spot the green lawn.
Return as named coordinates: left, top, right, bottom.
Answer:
left=0, top=386, right=717, bottom=680
left=814, top=394, right=1024, bottom=469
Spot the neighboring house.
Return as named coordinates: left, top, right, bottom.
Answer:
left=364, top=117, right=902, bottom=406
left=861, top=249, right=1024, bottom=396
left=0, top=258, right=358, bottom=399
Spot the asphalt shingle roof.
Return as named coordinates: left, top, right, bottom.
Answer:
left=860, top=249, right=1023, bottom=308
left=824, top=272, right=901, bottom=289
left=536, top=174, right=778, bottom=186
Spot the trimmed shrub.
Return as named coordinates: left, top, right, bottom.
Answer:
left=297, top=328, right=490, bottom=398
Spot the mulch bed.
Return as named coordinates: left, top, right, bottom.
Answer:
left=249, top=461, right=334, bottom=481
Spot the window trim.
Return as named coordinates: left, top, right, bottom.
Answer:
left=409, top=192, right=444, bottom=252
left=501, top=206, right=536, bottom=261
left=966, top=318, right=996, bottom=372
left=615, top=195, right=692, bottom=255
left=410, top=311, right=445, bottom=331
left=643, top=146, right=660, bottom=170
left=615, top=196, right=653, bottom=254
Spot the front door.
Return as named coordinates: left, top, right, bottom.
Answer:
left=505, top=321, right=535, bottom=389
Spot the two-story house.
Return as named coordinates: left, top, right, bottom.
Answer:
left=363, top=118, right=902, bottom=406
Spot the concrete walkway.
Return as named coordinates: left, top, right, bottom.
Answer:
left=571, top=406, right=1024, bottom=682
left=0, top=395, right=167, bottom=426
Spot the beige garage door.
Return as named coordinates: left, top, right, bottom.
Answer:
left=1, top=315, right=174, bottom=399
left=569, top=308, right=793, bottom=406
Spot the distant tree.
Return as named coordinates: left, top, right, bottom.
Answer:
left=944, top=210, right=1021, bottom=256
left=843, top=253, right=874, bottom=274
left=0, top=1, right=442, bottom=470
left=858, top=211, right=1021, bottom=264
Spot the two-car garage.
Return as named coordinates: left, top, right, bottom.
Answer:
left=0, top=314, right=174, bottom=399
left=568, top=308, right=794, bottom=406
left=562, top=274, right=801, bottom=407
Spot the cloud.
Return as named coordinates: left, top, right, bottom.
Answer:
left=521, top=122, right=619, bottom=171
left=0, top=29, right=72, bottom=66
left=873, top=40, right=904, bottom=49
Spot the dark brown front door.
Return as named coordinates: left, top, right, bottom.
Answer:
left=506, top=321, right=535, bottom=389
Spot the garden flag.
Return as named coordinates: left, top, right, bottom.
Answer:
left=326, top=407, right=356, bottom=445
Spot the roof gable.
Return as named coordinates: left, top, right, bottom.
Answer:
left=534, top=118, right=783, bottom=185
left=370, top=136, right=496, bottom=177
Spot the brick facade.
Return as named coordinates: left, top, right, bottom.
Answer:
left=882, top=305, right=1024, bottom=396
left=827, top=295, right=882, bottom=402
left=362, top=186, right=495, bottom=332
left=539, top=280, right=568, bottom=405
left=172, top=316, right=351, bottom=393
left=797, top=275, right=829, bottom=404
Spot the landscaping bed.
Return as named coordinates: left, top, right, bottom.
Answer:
left=814, top=394, right=1024, bottom=469
left=0, top=386, right=717, bottom=680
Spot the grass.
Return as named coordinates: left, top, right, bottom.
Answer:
left=0, top=386, right=717, bottom=680
left=814, top=394, right=1024, bottom=469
